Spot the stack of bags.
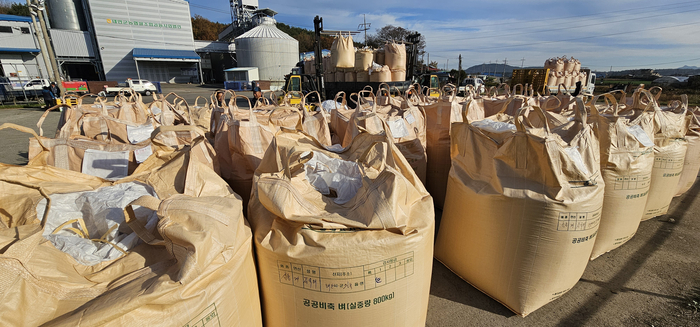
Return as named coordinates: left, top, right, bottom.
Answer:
left=544, top=56, right=586, bottom=89
left=385, top=42, right=407, bottom=82
left=427, top=85, right=698, bottom=316
left=330, top=33, right=355, bottom=82
left=0, top=89, right=262, bottom=326
left=354, top=48, right=373, bottom=82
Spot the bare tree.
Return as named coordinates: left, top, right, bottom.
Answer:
left=366, top=25, right=426, bottom=57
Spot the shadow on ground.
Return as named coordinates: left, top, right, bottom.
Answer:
left=554, top=181, right=700, bottom=327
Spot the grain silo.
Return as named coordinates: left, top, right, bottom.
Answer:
left=234, top=16, right=298, bottom=84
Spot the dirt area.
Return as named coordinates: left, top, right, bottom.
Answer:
left=0, top=84, right=698, bottom=326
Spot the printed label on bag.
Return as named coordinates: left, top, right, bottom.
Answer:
left=404, top=112, right=416, bottom=125
left=653, top=157, right=684, bottom=170
left=277, top=252, right=414, bottom=293
left=301, top=292, right=394, bottom=311
left=613, top=173, right=651, bottom=191
left=557, top=207, right=602, bottom=232
left=134, top=146, right=153, bottom=163
left=387, top=118, right=409, bottom=139
left=183, top=303, right=220, bottom=327
left=126, top=123, right=154, bottom=144
left=627, top=125, right=654, bottom=147
left=81, top=149, right=129, bottom=180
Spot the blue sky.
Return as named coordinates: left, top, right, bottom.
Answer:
left=187, top=0, right=700, bottom=71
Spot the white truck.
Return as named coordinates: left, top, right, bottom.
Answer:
left=104, top=79, right=157, bottom=95
left=458, top=77, right=486, bottom=94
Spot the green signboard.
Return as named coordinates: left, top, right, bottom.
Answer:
left=107, top=19, right=182, bottom=29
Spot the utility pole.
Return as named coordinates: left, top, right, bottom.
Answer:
left=458, top=54, right=462, bottom=80
left=502, top=58, right=507, bottom=79
left=357, top=14, right=371, bottom=47
left=26, top=0, right=51, bottom=79
left=32, top=0, right=64, bottom=94
left=520, top=57, right=525, bottom=68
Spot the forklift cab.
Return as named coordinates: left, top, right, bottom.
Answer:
left=282, top=74, right=320, bottom=109
left=418, top=74, right=440, bottom=97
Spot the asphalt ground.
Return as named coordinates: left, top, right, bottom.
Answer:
left=0, top=84, right=698, bottom=326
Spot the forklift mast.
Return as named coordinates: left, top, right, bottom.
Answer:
left=313, top=16, right=325, bottom=100
left=406, top=33, right=421, bottom=81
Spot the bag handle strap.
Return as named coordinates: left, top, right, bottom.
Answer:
left=515, top=106, right=551, bottom=134
left=193, top=96, right=207, bottom=108
left=36, top=104, right=71, bottom=137
left=0, top=123, right=48, bottom=151
left=123, top=195, right=164, bottom=246
left=512, top=84, right=523, bottom=96
left=334, top=91, right=347, bottom=108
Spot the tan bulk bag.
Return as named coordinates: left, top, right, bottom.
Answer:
left=564, top=57, right=576, bottom=73
left=0, top=135, right=261, bottom=327
left=342, top=91, right=428, bottom=183
left=370, top=65, right=391, bottom=83
left=555, top=57, right=565, bottom=72
left=223, top=96, right=276, bottom=207
left=676, top=103, right=700, bottom=196
left=355, top=49, right=373, bottom=71
left=325, top=71, right=336, bottom=83
left=305, top=58, right=316, bottom=75
left=642, top=96, right=688, bottom=220
left=209, top=89, right=234, bottom=136
left=335, top=34, right=355, bottom=69
left=356, top=71, right=370, bottom=82
left=547, top=70, right=558, bottom=87
left=564, top=72, right=573, bottom=88
left=588, top=94, right=655, bottom=259
left=385, top=42, right=407, bottom=71
left=556, top=71, right=566, bottom=87
left=391, top=69, right=406, bottom=82
left=374, top=48, right=385, bottom=65
left=435, top=105, right=604, bottom=316
left=422, top=86, right=464, bottom=208
left=248, top=127, right=434, bottom=327
left=335, top=71, right=346, bottom=82
left=189, top=96, right=212, bottom=133
left=299, top=91, right=333, bottom=146
left=330, top=91, right=355, bottom=144
left=22, top=127, right=151, bottom=179
left=574, top=59, right=582, bottom=73
left=345, top=71, right=357, bottom=82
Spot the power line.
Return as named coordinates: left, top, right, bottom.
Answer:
left=588, top=57, right=700, bottom=70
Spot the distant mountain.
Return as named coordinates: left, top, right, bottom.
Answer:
left=464, top=64, right=520, bottom=76
left=678, top=65, right=699, bottom=70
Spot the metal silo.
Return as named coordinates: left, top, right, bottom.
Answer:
left=47, top=0, right=86, bottom=31
left=234, top=17, right=299, bottom=83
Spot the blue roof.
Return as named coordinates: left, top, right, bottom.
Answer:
left=0, top=14, right=32, bottom=23
left=132, top=48, right=200, bottom=60
left=0, top=47, right=40, bottom=53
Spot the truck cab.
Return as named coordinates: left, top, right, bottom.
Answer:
left=459, top=77, right=485, bottom=94
left=104, top=79, right=157, bottom=95
left=22, top=79, right=50, bottom=91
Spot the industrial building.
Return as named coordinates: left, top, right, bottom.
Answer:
left=1, top=0, right=299, bottom=85
left=0, top=14, right=49, bottom=85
